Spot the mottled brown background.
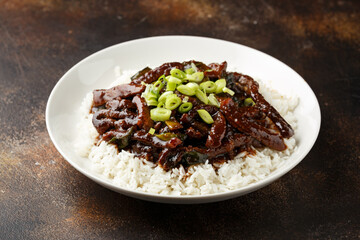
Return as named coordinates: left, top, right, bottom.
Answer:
left=0, top=0, right=359, bottom=239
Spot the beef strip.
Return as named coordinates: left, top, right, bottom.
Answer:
left=93, top=83, right=145, bottom=107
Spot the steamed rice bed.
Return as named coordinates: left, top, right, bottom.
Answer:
left=76, top=68, right=298, bottom=196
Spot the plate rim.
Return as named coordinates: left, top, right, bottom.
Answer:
left=46, top=35, right=321, bottom=203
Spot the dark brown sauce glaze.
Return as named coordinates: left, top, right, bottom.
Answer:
left=90, top=61, right=294, bottom=171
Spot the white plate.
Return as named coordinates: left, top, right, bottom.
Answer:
left=46, top=36, right=321, bottom=204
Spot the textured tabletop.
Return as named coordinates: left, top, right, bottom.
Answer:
left=0, top=1, right=359, bottom=239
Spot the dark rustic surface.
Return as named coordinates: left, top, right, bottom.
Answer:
left=1, top=0, right=359, bottom=239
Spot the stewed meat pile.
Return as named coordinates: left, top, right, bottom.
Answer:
left=91, top=61, right=294, bottom=171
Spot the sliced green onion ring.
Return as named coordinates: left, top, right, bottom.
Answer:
left=197, top=109, right=214, bottom=124
left=208, top=94, right=220, bottom=108
left=200, top=81, right=216, bottom=93
left=177, top=85, right=196, bottom=96
left=191, top=62, right=198, bottom=72
left=195, top=89, right=209, bottom=104
left=150, top=108, right=171, bottom=121
left=146, top=98, right=158, bottom=106
left=170, top=68, right=186, bottom=79
left=157, top=74, right=166, bottom=82
left=244, top=97, right=256, bottom=106
left=158, top=91, right=174, bottom=103
left=145, top=91, right=158, bottom=100
left=215, top=79, right=226, bottom=94
left=152, top=80, right=164, bottom=94
left=186, top=82, right=200, bottom=92
left=186, top=72, right=204, bottom=83
left=165, top=95, right=182, bottom=110
left=178, top=102, right=193, bottom=113
left=223, top=87, right=235, bottom=96
left=157, top=101, right=165, bottom=108
left=148, top=128, right=155, bottom=135
left=185, top=67, right=195, bottom=75
left=167, top=76, right=182, bottom=84
left=166, top=81, right=177, bottom=91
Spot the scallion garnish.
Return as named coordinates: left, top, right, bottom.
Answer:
left=208, top=94, right=220, bottom=108
left=185, top=67, right=195, bottom=75
left=152, top=80, right=164, bottom=94
left=150, top=108, right=171, bottom=121
left=178, top=102, right=193, bottom=113
left=195, top=89, right=209, bottom=104
left=197, top=109, right=214, bottom=124
left=158, top=91, right=174, bottom=103
left=223, top=87, right=235, bottom=96
left=244, top=97, right=255, bottom=106
left=191, top=62, right=198, bottom=72
left=177, top=84, right=196, bottom=96
left=165, top=95, right=182, bottom=110
left=185, top=72, right=204, bottom=83
left=170, top=68, right=186, bottom=79
left=200, top=81, right=216, bottom=93
left=215, top=79, right=226, bottom=94
left=167, top=76, right=182, bottom=84
left=157, top=101, right=165, bottom=108
left=148, top=128, right=155, bottom=135
left=166, top=81, right=177, bottom=91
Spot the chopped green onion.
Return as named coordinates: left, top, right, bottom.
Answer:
left=191, top=62, right=198, bottom=72
left=146, top=98, right=158, bottom=106
left=152, top=80, right=164, bottom=94
left=200, top=81, right=216, bottom=93
left=197, top=109, right=214, bottom=124
left=158, top=91, right=174, bottom=103
left=170, top=68, right=186, bottom=79
left=157, top=74, right=166, bottom=82
left=150, top=108, right=171, bottom=121
left=244, top=97, right=256, bottom=106
left=157, top=101, right=165, bottom=108
left=215, top=79, right=226, bottom=94
left=185, top=67, right=195, bottom=75
left=195, top=89, right=209, bottom=104
left=141, top=84, right=151, bottom=98
left=186, top=72, right=204, bottom=83
left=143, top=85, right=158, bottom=98
left=167, top=76, right=182, bottom=84
left=178, top=102, right=193, bottom=113
left=148, top=91, right=158, bottom=99
left=165, top=95, right=182, bottom=110
left=223, top=87, right=235, bottom=96
left=166, top=81, right=177, bottom=91
left=177, top=84, right=196, bottom=96
left=148, top=128, right=155, bottom=135
left=208, top=94, right=220, bottom=108
left=142, top=84, right=159, bottom=106
left=187, top=82, right=200, bottom=92
left=182, top=96, right=189, bottom=102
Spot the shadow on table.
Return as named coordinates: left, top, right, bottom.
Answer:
left=67, top=175, right=307, bottom=239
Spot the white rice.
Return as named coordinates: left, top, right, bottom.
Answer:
left=75, top=68, right=298, bottom=196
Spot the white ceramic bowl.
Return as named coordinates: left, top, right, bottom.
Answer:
left=46, top=36, right=321, bottom=204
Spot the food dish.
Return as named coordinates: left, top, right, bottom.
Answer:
left=46, top=36, right=321, bottom=203
left=77, top=64, right=297, bottom=196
